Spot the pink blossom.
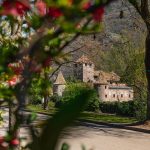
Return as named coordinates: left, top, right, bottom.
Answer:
left=35, top=0, right=47, bottom=16
left=0, top=0, right=30, bottom=16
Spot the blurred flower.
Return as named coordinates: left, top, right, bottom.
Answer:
left=7, top=75, right=19, bottom=86
left=82, top=1, right=91, bottom=10
left=35, top=0, right=47, bottom=16
left=48, top=7, right=63, bottom=18
left=0, top=136, right=4, bottom=145
left=8, top=62, right=24, bottom=75
left=29, top=60, right=42, bottom=73
left=43, top=57, right=52, bottom=67
left=0, top=0, right=30, bottom=16
left=10, top=139, right=19, bottom=146
left=92, top=7, right=104, bottom=22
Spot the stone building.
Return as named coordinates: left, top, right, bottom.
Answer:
left=53, top=71, right=66, bottom=96
left=73, top=55, right=134, bottom=102
left=74, top=55, right=95, bottom=83
left=53, top=55, right=134, bottom=102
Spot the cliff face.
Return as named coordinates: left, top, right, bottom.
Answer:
left=54, top=0, right=146, bottom=79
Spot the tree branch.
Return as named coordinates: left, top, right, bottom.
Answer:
left=128, top=0, right=142, bottom=15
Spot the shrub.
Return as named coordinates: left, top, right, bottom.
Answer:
left=133, top=98, right=146, bottom=121
left=48, top=101, right=55, bottom=109
left=100, top=100, right=146, bottom=121
left=62, top=83, right=100, bottom=112
left=50, top=95, right=63, bottom=108
left=116, top=101, right=135, bottom=117
left=28, top=78, right=43, bottom=105
left=99, top=102, right=118, bottom=114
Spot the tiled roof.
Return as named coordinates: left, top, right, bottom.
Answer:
left=94, top=70, right=120, bottom=84
left=54, top=71, right=66, bottom=85
left=76, top=55, right=93, bottom=64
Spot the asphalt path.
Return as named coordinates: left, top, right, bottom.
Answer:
left=1, top=108, right=150, bottom=150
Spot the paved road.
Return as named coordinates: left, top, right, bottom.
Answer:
left=57, top=122, right=150, bottom=150
left=1, top=108, right=150, bottom=150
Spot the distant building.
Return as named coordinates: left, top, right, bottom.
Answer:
left=53, top=55, right=134, bottom=102
left=53, top=71, right=66, bottom=96
left=73, top=55, right=134, bottom=102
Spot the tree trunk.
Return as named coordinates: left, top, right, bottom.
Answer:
left=145, top=29, right=150, bottom=119
left=8, top=102, right=12, bottom=132
left=43, top=95, right=48, bottom=110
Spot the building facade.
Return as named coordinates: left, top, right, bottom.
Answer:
left=73, top=55, right=134, bottom=102
left=53, top=55, right=134, bottom=102
left=53, top=71, right=66, bottom=96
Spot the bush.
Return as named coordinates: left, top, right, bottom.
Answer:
left=117, top=101, right=135, bottom=117
left=133, top=99, right=146, bottom=121
left=50, top=95, right=63, bottom=108
left=62, top=83, right=100, bottom=112
left=28, top=78, right=43, bottom=105
left=48, top=101, right=55, bottom=109
left=100, top=101, right=135, bottom=117
left=100, top=99, right=146, bottom=121
left=100, top=102, right=118, bottom=114
left=85, top=92, right=100, bottom=112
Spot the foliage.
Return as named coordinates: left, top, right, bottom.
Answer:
left=96, top=43, right=147, bottom=119
left=85, top=91, right=100, bottom=112
left=100, top=100, right=146, bottom=121
left=62, top=82, right=100, bottom=112
left=50, top=95, right=63, bottom=108
left=128, top=0, right=150, bottom=119
left=28, top=77, right=43, bottom=105
left=0, top=0, right=115, bottom=149
left=133, top=98, right=147, bottom=121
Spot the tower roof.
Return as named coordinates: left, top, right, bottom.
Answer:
left=76, top=55, right=93, bottom=64
left=54, top=71, right=66, bottom=85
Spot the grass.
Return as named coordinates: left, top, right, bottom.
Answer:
left=26, top=104, right=56, bottom=114
left=80, top=112, right=137, bottom=124
left=27, top=104, right=137, bottom=124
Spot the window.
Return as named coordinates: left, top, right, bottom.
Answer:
left=85, top=63, right=87, bottom=66
left=74, top=64, right=77, bottom=67
left=105, top=86, right=107, bottom=89
left=121, top=94, right=123, bottom=98
left=105, top=95, right=107, bottom=98
left=113, top=94, right=115, bottom=98
left=129, top=94, right=131, bottom=98
left=94, top=76, right=97, bottom=79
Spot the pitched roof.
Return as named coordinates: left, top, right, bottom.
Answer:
left=94, top=70, right=120, bottom=83
left=54, top=71, right=66, bottom=85
left=76, top=55, right=93, bottom=64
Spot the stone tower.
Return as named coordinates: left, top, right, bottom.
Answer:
left=53, top=71, right=66, bottom=96
left=74, top=55, right=95, bottom=83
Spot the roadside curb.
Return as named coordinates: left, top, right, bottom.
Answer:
left=78, top=119, right=150, bottom=134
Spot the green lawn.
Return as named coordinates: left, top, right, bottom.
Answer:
left=26, top=105, right=56, bottom=114
left=80, top=112, right=137, bottom=124
left=27, top=105, right=137, bottom=124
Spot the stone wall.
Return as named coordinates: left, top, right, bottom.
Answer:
left=53, top=84, right=66, bottom=96
left=82, top=63, right=95, bottom=83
